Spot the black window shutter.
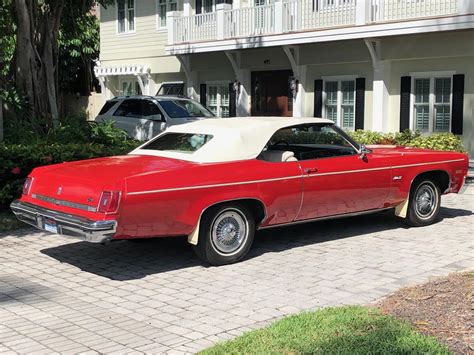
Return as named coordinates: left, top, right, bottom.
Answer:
left=196, top=0, right=202, bottom=14
left=355, top=78, right=365, bottom=130
left=200, top=84, right=207, bottom=106
left=229, top=83, right=236, bottom=117
left=399, top=76, right=411, bottom=132
left=314, top=79, right=323, bottom=117
left=451, top=74, right=464, bottom=135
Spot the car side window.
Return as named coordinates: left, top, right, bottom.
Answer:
left=113, top=99, right=143, bottom=118
left=98, top=101, right=118, bottom=115
left=141, top=100, right=163, bottom=117
left=265, top=123, right=357, bottom=161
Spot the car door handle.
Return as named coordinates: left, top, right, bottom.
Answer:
left=304, top=167, right=318, bottom=174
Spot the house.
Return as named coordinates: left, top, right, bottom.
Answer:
left=96, top=0, right=474, bottom=155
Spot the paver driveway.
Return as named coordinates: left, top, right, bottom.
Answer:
left=1, top=190, right=473, bottom=354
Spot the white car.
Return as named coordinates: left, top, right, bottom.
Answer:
left=95, top=95, right=215, bottom=141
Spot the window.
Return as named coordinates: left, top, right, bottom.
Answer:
left=203, top=0, right=214, bottom=13
left=141, top=133, right=214, bottom=153
left=156, top=82, right=184, bottom=96
left=98, top=101, right=118, bottom=115
left=121, top=80, right=141, bottom=96
left=323, top=79, right=356, bottom=130
left=114, top=99, right=142, bottom=118
left=157, top=0, right=177, bottom=28
left=207, top=84, right=230, bottom=118
left=113, top=99, right=163, bottom=118
left=158, top=99, right=214, bottom=118
left=412, top=75, right=452, bottom=133
left=263, top=123, right=358, bottom=161
left=117, top=0, right=135, bottom=34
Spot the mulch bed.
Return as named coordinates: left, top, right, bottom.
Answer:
left=379, top=271, right=474, bottom=354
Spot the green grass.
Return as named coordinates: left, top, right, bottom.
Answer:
left=0, top=210, right=26, bottom=232
left=201, top=306, right=449, bottom=354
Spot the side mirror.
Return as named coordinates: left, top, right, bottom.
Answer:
left=358, top=144, right=371, bottom=160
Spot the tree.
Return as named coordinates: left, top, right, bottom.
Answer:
left=11, top=0, right=110, bottom=132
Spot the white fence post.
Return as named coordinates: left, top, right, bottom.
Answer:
left=274, top=0, right=284, bottom=33
left=355, top=0, right=370, bottom=25
left=457, top=0, right=474, bottom=14
left=167, top=11, right=181, bottom=45
left=217, top=3, right=232, bottom=40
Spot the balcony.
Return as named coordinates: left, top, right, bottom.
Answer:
left=166, top=0, right=472, bottom=54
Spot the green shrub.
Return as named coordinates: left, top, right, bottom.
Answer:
left=348, top=129, right=465, bottom=153
left=0, top=140, right=140, bottom=209
left=408, top=132, right=466, bottom=152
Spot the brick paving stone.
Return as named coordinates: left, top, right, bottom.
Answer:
left=0, top=192, right=472, bottom=353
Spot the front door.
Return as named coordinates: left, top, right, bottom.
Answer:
left=266, top=122, right=391, bottom=221
left=251, top=70, right=293, bottom=117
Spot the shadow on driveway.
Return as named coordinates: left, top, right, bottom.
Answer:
left=40, top=207, right=472, bottom=281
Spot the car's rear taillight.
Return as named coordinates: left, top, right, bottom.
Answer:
left=22, top=177, right=33, bottom=195
left=98, top=191, right=121, bottom=214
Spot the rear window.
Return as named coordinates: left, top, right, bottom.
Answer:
left=141, top=133, right=213, bottom=153
left=98, top=101, right=117, bottom=115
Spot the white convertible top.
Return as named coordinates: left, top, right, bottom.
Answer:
left=131, top=116, right=334, bottom=163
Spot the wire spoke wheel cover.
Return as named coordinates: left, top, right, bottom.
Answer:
left=211, top=209, right=248, bottom=255
left=414, top=183, right=437, bottom=220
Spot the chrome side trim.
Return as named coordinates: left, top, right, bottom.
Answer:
left=10, top=200, right=116, bottom=243
left=127, top=158, right=465, bottom=196
left=258, top=207, right=393, bottom=230
left=32, top=193, right=98, bottom=212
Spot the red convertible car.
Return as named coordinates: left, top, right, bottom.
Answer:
left=11, top=117, right=469, bottom=265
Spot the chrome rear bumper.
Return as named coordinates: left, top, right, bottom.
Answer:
left=10, top=200, right=116, bottom=243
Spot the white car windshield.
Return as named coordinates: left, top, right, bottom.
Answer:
left=159, top=99, right=214, bottom=119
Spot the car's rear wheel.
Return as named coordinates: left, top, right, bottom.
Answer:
left=193, top=203, right=255, bottom=265
left=405, top=179, right=441, bottom=227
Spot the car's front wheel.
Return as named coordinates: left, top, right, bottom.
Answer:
left=405, top=179, right=441, bottom=227
left=193, top=203, right=255, bottom=265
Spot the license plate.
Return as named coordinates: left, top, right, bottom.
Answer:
left=44, top=219, right=58, bottom=234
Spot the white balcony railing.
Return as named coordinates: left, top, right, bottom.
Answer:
left=168, top=0, right=465, bottom=46
left=173, top=12, right=217, bottom=43
left=371, top=0, right=457, bottom=22
left=283, top=0, right=356, bottom=32
left=224, top=5, right=275, bottom=38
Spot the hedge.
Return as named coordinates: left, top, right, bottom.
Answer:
left=348, top=130, right=466, bottom=152
left=0, top=141, right=139, bottom=208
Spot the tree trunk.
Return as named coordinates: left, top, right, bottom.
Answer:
left=0, top=97, right=4, bottom=142
left=14, top=0, right=64, bottom=130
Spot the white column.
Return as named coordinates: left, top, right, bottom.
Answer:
left=293, top=65, right=306, bottom=117
left=183, top=0, right=191, bottom=16
left=167, top=11, right=181, bottom=45
left=187, top=72, right=199, bottom=101
left=371, top=61, right=391, bottom=132
left=216, top=3, right=232, bottom=40
left=237, top=69, right=251, bottom=116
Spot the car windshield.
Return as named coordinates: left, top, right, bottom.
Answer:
left=159, top=99, right=214, bottom=119
left=140, top=133, right=214, bottom=153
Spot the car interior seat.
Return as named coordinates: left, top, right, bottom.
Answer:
left=260, top=150, right=298, bottom=162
